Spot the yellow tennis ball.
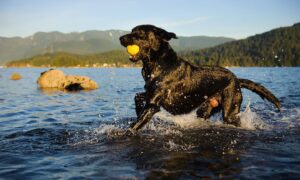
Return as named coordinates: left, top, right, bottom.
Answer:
left=127, top=45, right=140, bottom=56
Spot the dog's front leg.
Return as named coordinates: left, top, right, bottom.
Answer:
left=134, top=92, right=146, bottom=116
left=130, top=104, right=160, bottom=133
left=129, top=87, right=162, bottom=134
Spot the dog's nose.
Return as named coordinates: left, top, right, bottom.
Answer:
left=119, top=35, right=132, bottom=46
left=119, top=36, right=127, bottom=46
left=119, top=36, right=124, bottom=42
left=119, top=35, right=126, bottom=44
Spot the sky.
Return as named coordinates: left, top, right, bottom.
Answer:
left=0, top=0, right=299, bottom=39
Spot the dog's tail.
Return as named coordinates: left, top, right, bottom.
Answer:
left=239, top=78, right=281, bottom=110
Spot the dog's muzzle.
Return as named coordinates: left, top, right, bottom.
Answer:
left=127, top=45, right=140, bottom=62
left=120, top=35, right=141, bottom=62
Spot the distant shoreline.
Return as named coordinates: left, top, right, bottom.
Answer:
left=3, top=64, right=142, bottom=68
left=1, top=65, right=142, bottom=68
left=2, top=65, right=299, bottom=68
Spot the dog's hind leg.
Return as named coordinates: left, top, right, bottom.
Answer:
left=135, top=92, right=146, bottom=116
left=196, top=94, right=222, bottom=119
left=222, top=81, right=243, bottom=126
left=197, top=100, right=215, bottom=119
left=197, top=102, right=211, bottom=119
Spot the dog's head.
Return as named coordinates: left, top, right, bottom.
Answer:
left=120, top=24, right=177, bottom=62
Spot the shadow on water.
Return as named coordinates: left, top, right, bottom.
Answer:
left=37, top=87, right=96, bottom=95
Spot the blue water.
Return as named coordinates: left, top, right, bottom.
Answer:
left=0, top=67, right=299, bottom=179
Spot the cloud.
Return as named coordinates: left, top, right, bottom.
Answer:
left=160, top=16, right=209, bottom=28
left=123, top=16, right=209, bottom=31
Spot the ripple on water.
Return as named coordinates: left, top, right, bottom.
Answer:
left=0, top=68, right=300, bottom=179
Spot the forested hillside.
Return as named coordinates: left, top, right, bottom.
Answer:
left=179, top=23, right=300, bottom=66
left=6, top=51, right=133, bottom=67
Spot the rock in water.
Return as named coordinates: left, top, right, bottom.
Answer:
left=10, top=73, right=22, bottom=80
left=37, top=69, right=66, bottom=88
left=64, top=75, right=98, bottom=90
left=37, top=69, right=98, bottom=91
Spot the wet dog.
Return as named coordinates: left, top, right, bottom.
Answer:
left=120, top=25, right=281, bottom=133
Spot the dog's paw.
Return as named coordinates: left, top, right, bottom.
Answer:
left=124, top=128, right=137, bottom=137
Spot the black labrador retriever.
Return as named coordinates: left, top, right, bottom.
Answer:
left=120, top=24, right=281, bottom=133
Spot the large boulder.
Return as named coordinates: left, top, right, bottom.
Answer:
left=37, top=69, right=66, bottom=88
left=37, top=69, right=98, bottom=91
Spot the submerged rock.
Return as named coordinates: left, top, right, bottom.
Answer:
left=37, top=69, right=98, bottom=91
left=10, top=73, right=22, bottom=80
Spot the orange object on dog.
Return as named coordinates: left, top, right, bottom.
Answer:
left=210, top=98, right=219, bottom=108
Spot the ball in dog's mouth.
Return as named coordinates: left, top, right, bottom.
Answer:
left=129, top=55, right=139, bottom=62
left=127, top=45, right=140, bottom=62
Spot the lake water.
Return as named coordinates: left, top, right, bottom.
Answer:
left=0, top=67, right=299, bottom=179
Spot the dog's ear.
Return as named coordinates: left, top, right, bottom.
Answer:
left=154, top=28, right=178, bottom=41
left=163, top=32, right=178, bottom=41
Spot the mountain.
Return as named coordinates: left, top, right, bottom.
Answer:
left=170, top=36, right=234, bottom=51
left=0, top=30, right=127, bottom=65
left=6, top=23, right=299, bottom=67
left=179, top=23, right=300, bottom=66
left=0, top=30, right=234, bottom=65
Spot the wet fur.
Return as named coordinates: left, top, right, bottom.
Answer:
left=120, top=25, right=281, bottom=133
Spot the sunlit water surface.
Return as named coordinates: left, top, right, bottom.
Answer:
left=0, top=67, right=299, bottom=179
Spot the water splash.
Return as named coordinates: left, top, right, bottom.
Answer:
left=75, top=100, right=272, bottom=145
left=164, top=140, right=196, bottom=151
left=239, top=102, right=272, bottom=130
left=154, top=108, right=216, bottom=129
left=69, top=124, right=129, bottom=146
left=68, top=100, right=280, bottom=148
left=151, top=100, right=271, bottom=131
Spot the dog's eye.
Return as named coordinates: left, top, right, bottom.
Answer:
left=133, top=32, right=145, bottom=39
